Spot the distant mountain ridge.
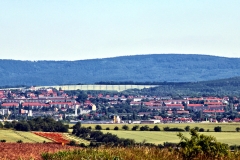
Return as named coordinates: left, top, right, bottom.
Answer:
left=1, top=54, right=240, bottom=86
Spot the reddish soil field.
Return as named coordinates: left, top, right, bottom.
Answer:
left=33, top=132, right=70, bottom=144
left=0, top=143, right=78, bottom=160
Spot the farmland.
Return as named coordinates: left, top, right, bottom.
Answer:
left=81, top=123, right=240, bottom=132
left=101, top=130, right=240, bottom=145
left=0, top=143, right=78, bottom=160
left=79, top=123, right=240, bottom=145
left=0, top=130, right=51, bottom=143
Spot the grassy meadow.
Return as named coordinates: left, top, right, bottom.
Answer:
left=76, top=123, right=240, bottom=145
left=101, top=130, right=240, bottom=145
left=80, top=123, right=240, bottom=132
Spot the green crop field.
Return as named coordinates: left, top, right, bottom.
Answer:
left=101, top=130, right=240, bottom=145
left=0, top=130, right=52, bottom=143
left=80, top=123, right=240, bottom=132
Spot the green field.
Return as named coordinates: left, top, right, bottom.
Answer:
left=0, top=130, right=52, bottom=143
left=81, top=123, right=240, bottom=132
left=101, top=130, right=240, bottom=145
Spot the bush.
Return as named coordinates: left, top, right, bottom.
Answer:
left=0, top=140, right=6, bottom=142
left=140, top=125, right=149, bottom=131
left=163, top=127, right=184, bottom=132
left=178, top=129, right=229, bottom=159
left=69, top=140, right=76, bottom=146
left=131, top=125, right=139, bottom=131
left=0, top=122, right=3, bottom=128
left=95, top=125, right=102, bottom=130
left=122, top=125, right=129, bottom=130
left=79, top=143, right=86, bottom=147
left=106, top=127, right=110, bottom=130
left=214, top=126, right=222, bottom=132
left=87, top=126, right=92, bottom=130
left=236, top=127, right=240, bottom=132
left=194, top=127, right=199, bottom=131
left=17, top=140, right=23, bottom=143
left=114, top=126, right=119, bottom=130
left=153, top=125, right=161, bottom=131
left=199, top=128, right=205, bottom=132
left=184, top=126, right=190, bottom=132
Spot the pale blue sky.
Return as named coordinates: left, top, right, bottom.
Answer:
left=0, top=0, right=240, bottom=60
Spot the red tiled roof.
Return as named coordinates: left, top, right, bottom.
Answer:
left=203, top=110, right=225, bottom=113
left=166, top=104, right=183, bottom=106
left=1, top=103, right=19, bottom=107
left=22, top=102, right=49, bottom=107
left=188, top=104, right=204, bottom=107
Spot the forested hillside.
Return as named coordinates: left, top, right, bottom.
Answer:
left=1, top=54, right=240, bottom=86
left=137, top=76, right=240, bottom=97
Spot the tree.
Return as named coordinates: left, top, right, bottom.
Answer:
left=95, top=125, right=102, bottom=130
left=177, top=129, right=229, bottom=160
left=76, top=91, right=88, bottom=104
left=236, top=127, right=240, bottom=132
left=132, top=125, right=139, bottom=131
left=114, top=126, right=119, bottom=130
left=185, top=126, right=190, bottom=132
left=72, top=122, right=81, bottom=134
left=14, top=122, right=30, bottom=131
left=214, top=126, right=222, bottom=132
left=122, top=125, right=129, bottom=130
left=140, top=125, right=149, bottom=131
left=153, top=125, right=161, bottom=131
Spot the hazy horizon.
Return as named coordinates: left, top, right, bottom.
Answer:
left=1, top=53, right=240, bottom=61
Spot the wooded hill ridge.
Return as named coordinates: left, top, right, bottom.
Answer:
left=1, top=54, right=240, bottom=86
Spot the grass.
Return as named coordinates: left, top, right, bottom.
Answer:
left=101, top=130, right=240, bottom=145
left=0, top=130, right=52, bottom=143
left=78, top=122, right=240, bottom=132
left=42, top=147, right=181, bottom=160
left=63, top=133, right=90, bottom=145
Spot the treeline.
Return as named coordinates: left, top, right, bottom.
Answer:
left=2, top=117, right=68, bottom=132
left=138, top=76, right=240, bottom=97
left=95, top=81, right=190, bottom=85
left=72, top=122, right=136, bottom=147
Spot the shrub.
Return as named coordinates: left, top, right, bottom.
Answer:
left=178, top=129, right=229, bottom=159
left=69, top=140, right=76, bottom=146
left=199, top=128, right=205, bottom=132
left=95, top=125, right=102, bottom=130
left=0, top=140, right=6, bottom=142
left=164, top=127, right=184, bottom=132
left=122, top=125, right=129, bottom=130
left=79, top=143, right=86, bottom=147
left=17, top=140, right=23, bottom=143
left=194, top=127, right=199, bottom=131
left=140, top=125, right=149, bottom=131
left=153, top=125, right=161, bottom=131
left=87, top=126, right=92, bottom=130
left=0, top=122, right=3, bottom=128
left=236, top=127, right=240, bottom=132
left=131, top=125, right=139, bottom=131
left=114, top=126, right=119, bottom=130
left=106, top=127, right=110, bottom=130
left=185, top=126, right=190, bottom=132
left=214, top=126, right=222, bottom=132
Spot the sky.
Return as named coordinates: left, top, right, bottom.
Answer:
left=0, top=0, right=240, bottom=61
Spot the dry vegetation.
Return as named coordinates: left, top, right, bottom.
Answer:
left=0, top=143, right=78, bottom=160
